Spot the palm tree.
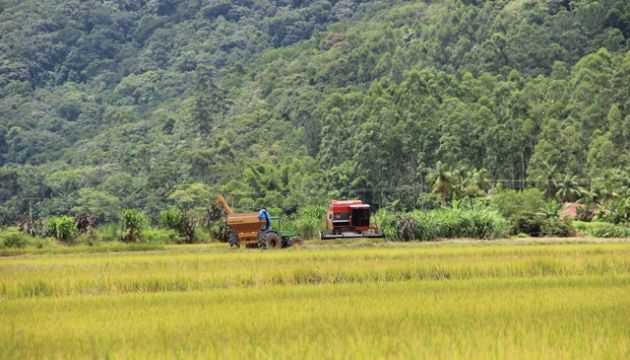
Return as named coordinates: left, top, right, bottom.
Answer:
left=590, top=169, right=620, bottom=205
left=533, top=161, right=558, bottom=200
left=555, top=175, right=585, bottom=203
left=473, top=168, right=492, bottom=193
left=450, top=166, right=467, bottom=201
left=445, top=167, right=491, bottom=202
left=537, top=200, right=559, bottom=218
left=426, top=162, right=453, bottom=204
left=460, top=168, right=486, bottom=200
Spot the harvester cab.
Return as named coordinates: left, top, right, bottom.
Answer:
left=319, top=200, right=384, bottom=240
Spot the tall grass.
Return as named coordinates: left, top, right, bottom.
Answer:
left=375, top=209, right=509, bottom=241
left=291, top=205, right=326, bottom=239
left=372, top=210, right=397, bottom=238
left=95, top=223, right=121, bottom=241
left=143, top=228, right=181, bottom=244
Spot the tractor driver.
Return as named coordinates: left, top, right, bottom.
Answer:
left=258, top=208, right=272, bottom=232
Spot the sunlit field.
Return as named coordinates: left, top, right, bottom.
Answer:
left=1, top=239, right=629, bottom=359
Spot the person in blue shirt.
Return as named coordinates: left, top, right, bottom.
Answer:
left=258, top=208, right=272, bottom=231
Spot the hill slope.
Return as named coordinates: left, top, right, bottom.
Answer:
left=1, top=0, right=629, bottom=223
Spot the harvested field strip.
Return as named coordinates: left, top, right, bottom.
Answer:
left=1, top=243, right=628, bottom=299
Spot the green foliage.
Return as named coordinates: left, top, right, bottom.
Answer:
left=394, top=214, right=419, bottom=241
left=72, top=188, right=122, bottom=225
left=0, top=227, right=30, bottom=248
left=120, top=209, right=146, bottom=243
left=77, top=227, right=100, bottom=246
left=376, top=209, right=508, bottom=241
left=555, top=175, right=586, bottom=203
left=292, top=205, right=326, bottom=239
left=594, top=199, right=630, bottom=224
left=202, top=203, right=230, bottom=242
left=143, top=228, right=180, bottom=244
left=492, top=189, right=546, bottom=219
left=16, top=218, right=44, bottom=237
left=179, top=211, right=197, bottom=244
left=209, top=218, right=231, bottom=243
left=0, top=0, right=629, bottom=224
left=373, top=211, right=398, bottom=240
left=491, top=189, right=548, bottom=235
left=537, top=201, right=560, bottom=218
left=202, top=204, right=226, bottom=226
left=426, top=162, right=453, bottom=203
left=0, top=227, right=53, bottom=249
left=413, top=193, right=442, bottom=210
left=573, top=221, right=630, bottom=238
left=168, top=183, right=213, bottom=210
left=193, top=227, right=213, bottom=244
left=413, top=209, right=508, bottom=240
left=159, top=208, right=182, bottom=230
left=575, top=206, right=595, bottom=222
left=159, top=208, right=198, bottom=243
left=541, top=218, right=576, bottom=237
left=45, top=216, right=77, bottom=243
left=94, top=223, right=121, bottom=242
left=511, top=214, right=545, bottom=237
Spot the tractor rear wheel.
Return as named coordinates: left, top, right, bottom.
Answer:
left=268, top=233, right=282, bottom=249
left=288, top=236, right=304, bottom=247
left=257, top=232, right=282, bottom=249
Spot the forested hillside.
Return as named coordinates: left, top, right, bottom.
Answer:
left=1, top=0, right=629, bottom=224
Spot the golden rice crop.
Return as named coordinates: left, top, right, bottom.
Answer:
left=1, top=240, right=629, bottom=359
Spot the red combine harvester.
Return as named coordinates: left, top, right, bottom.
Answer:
left=319, top=200, right=384, bottom=240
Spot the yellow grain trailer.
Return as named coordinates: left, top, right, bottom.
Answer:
left=214, top=195, right=299, bottom=248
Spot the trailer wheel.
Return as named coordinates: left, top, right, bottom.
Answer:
left=288, top=236, right=303, bottom=247
left=257, top=232, right=268, bottom=249
left=228, top=232, right=240, bottom=248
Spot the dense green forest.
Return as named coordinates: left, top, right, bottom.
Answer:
left=1, top=0, right=629, bottom=225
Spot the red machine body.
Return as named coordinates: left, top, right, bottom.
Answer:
left=320, top=200, right=383, bottom=239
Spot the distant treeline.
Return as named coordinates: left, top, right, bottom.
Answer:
left=1, top=0, right=629, bottom=224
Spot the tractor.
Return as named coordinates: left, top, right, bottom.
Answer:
left=319, top=200, right=384, bottom=240
left=214, top=195, right=303, bottom=249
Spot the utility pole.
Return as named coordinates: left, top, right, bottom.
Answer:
left=23, top=197, right=41, bottom=222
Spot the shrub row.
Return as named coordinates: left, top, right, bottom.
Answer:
left=6, top=207, right=222, bottom=248
left=375, top=209, right=509, bottom=241
left=0, top=227, right=53, bottom=249
left=573, top=221, right=630, bottom=238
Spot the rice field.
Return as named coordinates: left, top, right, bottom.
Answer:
left=1, top=239, right=629, bottom=359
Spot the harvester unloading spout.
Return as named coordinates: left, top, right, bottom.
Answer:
left=213, top=194, right=233, bottom=215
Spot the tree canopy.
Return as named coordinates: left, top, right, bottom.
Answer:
left=1, top=0, right=629, bottom=223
